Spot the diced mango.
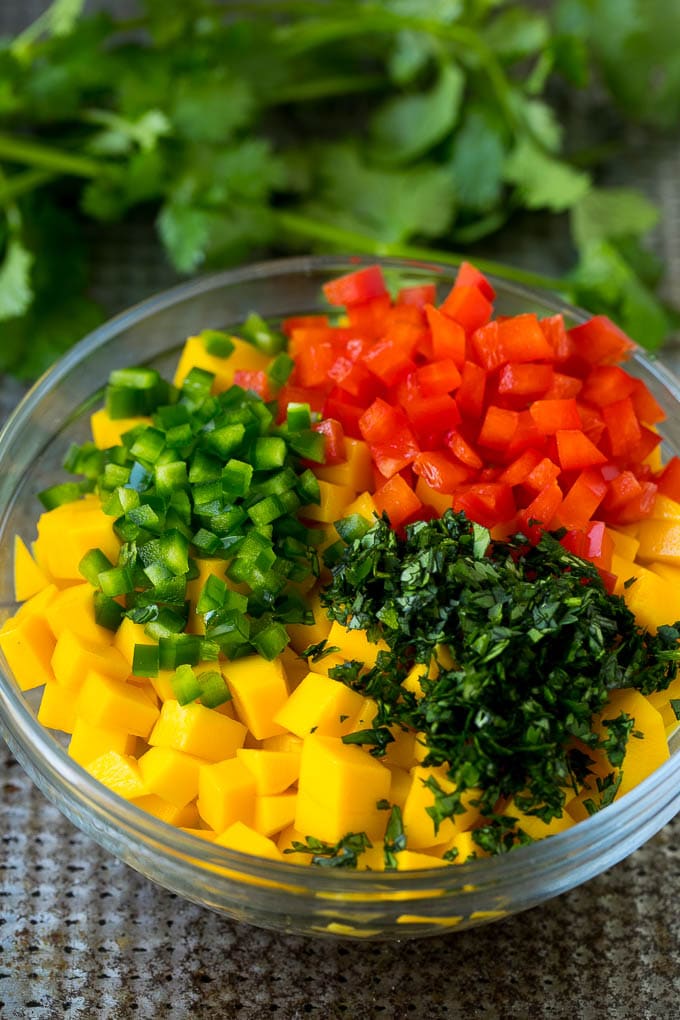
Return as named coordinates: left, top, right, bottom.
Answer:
left=648, top=494, right=680, bottom=521
left=301, top=479, right=356, bottom=524
left=254, top=792, right=298, bottom=837
left=619, top=566, right=680, bottom=632
left=198, top=757, right=256, bottom=832
left=214, top=820, right=283, bottom=860
left=14, top=582, right=59, bottom=624
left=51, top=629, right=130, bottom=689
left=388, top=766, right=412, bottom=808
left=138, top=745, right=204, bottom=808
left=149, top=699, right=247, bottom=762
left=276, top=823, right=312, bottom=865
left=222, top=654, right=288, bottom=740
left=637, top=519, right=680, bottom=564
left=295, top=734, right=391, bottom=843
left=595, top=688, right=669, bottom=798
left=507, top=801, right=575, bottom=840
left=76, top=670, right=160, bottom=739
left=37, top=682, right=78, bottom=733
left=383, top=727, right=418, bottom=770
left=261, top=732, right=304, bottom=754
left=68, top=716, right=137, bottom=767
left=342, top=490, right=378, bottom=522
left=326, top=620, right=389, bottom=669
left=607, top=528, right=640, bottom=562
left=86, top=750, right=147, bottom=799
left=14, top=535, right=51, bottom=601
left=648, top=673, right=680, bottom=728
left=113, top=617, right=157, bottom=672
left=402, top=766, right=482, bottom=849
left=236, top=748, right=301, bottom=795
left=0, top=612, right=56, bottom=691
left=35, top=500, right=120, bottom=581
left=415, top=476, right=453, bottom=516
left=286, top=587, right=332, bottom=654
left=45, top=583, right=114, bottom=645
left=174, top=334, right=270, bottom=391
left=315, top=437, right=373, bottom=492
left=274, top=671, right=365, bottom=738
left=90, top=408, right=152, bottom=449
left=395, top=850, right=449, bottom=871
left=132, top=795, right=200, bottom=829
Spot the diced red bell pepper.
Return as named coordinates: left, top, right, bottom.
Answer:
left=413, top=451, right=471, bottom=493
left=503, top=410, right=547, bottom=459
left=544, top=372, right=583, bottom=399
left=453, top=482, right=515, bottom=530
left=312, top=418, right=346, bottom=466
left=455, top=261, right=496, bottom=302
left=555, top=430, right=607, bottom=471
left=323, top=394, right=365, bottom=439
left=601, top=469, right=642, bottom=513
left=293, top=339, right=339, bottom=388
left=523, top=456, right=561, bottom=494
left=568, top=315, right=635, bottom=365
left=529, top=398, right=582, bottom=435
left=602, top=397, right=642, bottom=458
left=606, top=480, right=658, bottom=524
left=287, top=326, right=353, bottom=358
left=658, top=456, right=680, bottom=502
left=577, top=404, right=606, bottom=446
left=447, top=430, right=484, bottom=471
left=363, top=338, right=417, bottom=387
left=416, top=359, right=462, bottom=396
left=359, top=397, right=403, bottom=444
left=456, top=361, right=487, bottom=420
left=496, top=313, right=555, bottom=364
left=424, top=304, right=466, bottom=367
left=478, top=405, right=519, bottom=450
left=323, top=265, right=388, bottom=307
left=540, top=314, right=573, bottom=362
left=370, top=436, right=421, bottom=479
left=629, top=377, right=666, bottom=426
left=373, top=473, right=423, bottom=529
left=580, top=365, right=635, bottom=407
left=497, top=448, right=543, bottom=486
left=397, top=283, right=437, bottom=307
left=554, top=468, right=607, bottom=530
left=278, top=383, right=326, bottom=420
left=470, top=321, right=504, bottom=372
left=560, top=521, right=613, bottom=572
left=440, top=284, right=493, bottom=334
left=626, top=425, right=662, bottom=466
left=233, top=370, right=271, bottom=401
left=497, top=363, right=554, bottom=399
left=327, top=355, right=378, bottom=403
left=345, top=293, right=393, bottom=337
left=404, top=392, right=461, bottom=442
left=517, top=482, right=563, bottom=541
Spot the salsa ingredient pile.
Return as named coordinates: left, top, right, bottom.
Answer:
left=2, top=261, right=680, bottom=871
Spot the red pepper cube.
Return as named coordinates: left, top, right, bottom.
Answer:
left=498, top=448, right=543, bottom=487
left=447, top=431, right=484, bottom=471
left=370, top=436, right=421, bottom=479
left=279, top=384, right=326, bottom=420
left=529, top=398, right=582, bottom=435
left=456, top=362, right=487, bottom=421
left=323, top=265, right=388, bottom=307
left=629, top=377, right=666, bottom=426
left=607, top=480, right=658, bottom=525
left=554, top=468, right=607, bottom=530
left=324, top=394, right=365, bottom=439
left=577, top=404, right=606, bottom=446
left=373, top=473, right=423, bottom=529
left=327, top=355, right=377, bottom=403
left=282, top=314, right=329, bottom=337
left=523, top=457, right=561, bottom=494
left=397, top=283, right=437, bottom=307
left=555, top=429, right=607, bottom=471
left=312, top=418, right=346, bottom=466
left=290, top=335, right=338, bottom=389
left=346, top=293, right=392, bottom=337
left=540, top=314, right=573, bottom=362
left=602, top=396, right=642, bottom=458
left=627, top=424, right=662, bottom=466
left=503, top=410, right=547, bottom=459
left=413, top=451, right=472, bottom=493
left=424, top=304, right=466, bottom=367
left=583, top=521, right=614, bottom=571
left=497, top=362, right=554, bottom=399
left=478, top=406, right=519, bottom=450
left=363, top=340, right=417, bottom=388
left=496, top=313, right=555, bottom=364
left=544, top=372, right=583, bottom=400
left=567, top=315, right=635, bottom=365
left=470, top=321, right=504, bottom=372
left=233, top=370, right=270, bottom=401
left=359, top=397, right=402, bottom=444
left=404, top=393, right=461, bottom=441
left=455, top=261, right=496, bottom=302
left=517, top=482, right=563, bottom=541
left=415, top=360, right=462, bottom=396
left=453, top=482, right=515, bottom=530
left=439, top=284, right=493, bottom=334
left=580, top=365, right=635, bottom=407
left=602, top=470, right=642, bottom=513
left=658, top=456, right=680, bottom=502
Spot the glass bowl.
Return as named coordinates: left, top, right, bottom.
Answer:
left=1, top=254, right=679, bottom=941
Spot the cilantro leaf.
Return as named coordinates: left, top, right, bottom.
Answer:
left=571, top=187, right=659, bottom=249
left=504, top=138, right=591, bottom=211
left=449, top=105, right=507, bottom=212
left=0, top=234, right=33, bottom=320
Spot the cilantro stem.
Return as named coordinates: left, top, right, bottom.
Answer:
left=0, top=133, right=109, bottom=180
left=275, top=210, right=566, bottom=294
left=0, top=168, right=56, bottom=204
left=269, top=73, right=387, bottom=104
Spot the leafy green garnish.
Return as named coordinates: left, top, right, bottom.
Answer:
left=322, top=510, right=680, bottom=849
left=286, top=832, right=372, bottom=869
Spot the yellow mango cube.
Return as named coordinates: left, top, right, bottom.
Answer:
left=415, top=476, right=453, bottom=516
left=14, top=535, right=51, bottom=601
left=619, top=566, right=680, bottom=632
left=113, top=617, right=157, bottom=672
left=648, top=673, right=680, bottom=728
left=68, top=716, right=137, bottom=767
left=301, top=480, right=356, bottom=524
left=76, top=669, right=160, bottom=738
left=607, top=527, right=640, bottom=562
left=402, top=766, right=482, bottom=850
left=222, top=654, right=288, bottom=740
left=37, top=682, right=79, bottom=733
left=286, top=587, right=332, bottom=654
left=138, top=745, right=204, bottom=808
left=254, top=792, right=298, bottom=837
left=235, top=748, right=301, bottom=795
left=388, top=766, right=412, bottom=808
left=326, top=620, right=389, bottom=669
left=90, top=409, right=152, bottom=449
left=274, top=671, right=365, bottom=738
left=86, top=750, right=147, bottom=800
left=198, top=757, right=256, bottom=832
left=295, top=734, right=391, bottom=843
left=0, top=613, right=56, bottom=691
left=276, top=823, right=313, bottom=865
left=214, top=820, right=283, bottom=860
left=636, top=519, right=680, bottom=564
left=315, top=437, right=373, bottom=492
left=132, top=795, right=200, bottom=829
left=149, top=699, right=247, bottom=761
left=595, top=688, right=669, bottom=798
left=342, top=491, right=378, bottom=522
left=35, top=500, right=120, bottom=581
left=396, top=850, right=449, bottom=871
left=45, top=583, right=114, bottom=645
left=51, top=628, right=130, bottom=689
left=506, top=800, right=575, bottom=840
left=649, top=494, right=680, bottom=521
left=261, top=732, right=304, bottom=753
left=173, top=334, right=270, bottom=391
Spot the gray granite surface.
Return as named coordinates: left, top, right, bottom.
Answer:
left=2, top=3, right=680, bottom=1018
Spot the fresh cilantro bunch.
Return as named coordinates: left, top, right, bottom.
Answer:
left=0, top=0, right=678, bottom=378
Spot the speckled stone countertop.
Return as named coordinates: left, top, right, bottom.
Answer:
left=2, top=3, right=680, bottom=1017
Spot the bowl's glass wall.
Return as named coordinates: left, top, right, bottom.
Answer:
left=1, top=255, right=680, bottom=939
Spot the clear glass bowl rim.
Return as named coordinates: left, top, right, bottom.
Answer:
left=1, top=253, right=679, bottom=912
